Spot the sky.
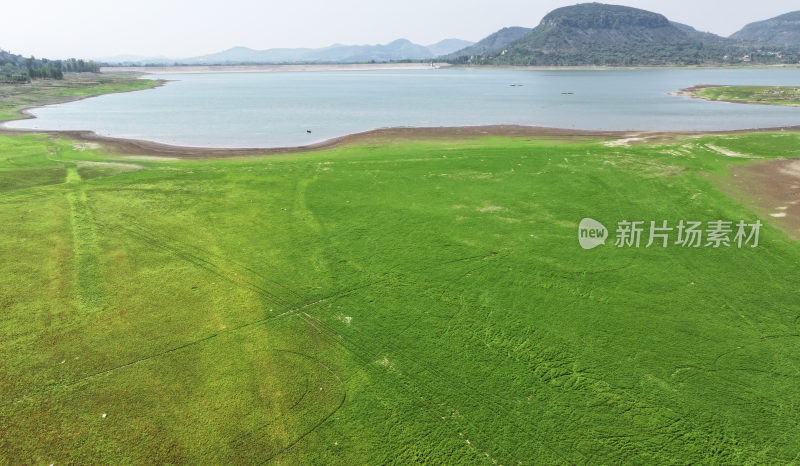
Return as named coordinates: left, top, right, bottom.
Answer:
left=1, top=0, right=798, bottom=60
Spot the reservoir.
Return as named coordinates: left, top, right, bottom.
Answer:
left=7, top=68, right=800, bottom=148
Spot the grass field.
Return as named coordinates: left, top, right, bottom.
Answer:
left=689, top=85, right=800, bottom=106
left=1, top=126, right=800, bottom=463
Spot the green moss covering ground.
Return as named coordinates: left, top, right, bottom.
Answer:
left=1, top=129, right=799, bottom=463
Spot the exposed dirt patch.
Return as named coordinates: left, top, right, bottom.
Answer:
left=727, top=158, right=800, bottom=239
left=72, top=142, right=102, bottom=151
left=477, top=205, right=504, bottom=213
left=603, top=136, right=646, bottom=147
left=123, top=155, right=181, bottom=161
left=76, top=160, right=143, bottom=170
left=705, top=144, right=759, bottom=159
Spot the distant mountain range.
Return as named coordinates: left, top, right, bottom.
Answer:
left=97, top=4, right=800, bottom=67
left=99, top=39, right=474, bottom=65
left=425, top=39, right=475, bottom=57
left=446, top=3, right=800, bottom=66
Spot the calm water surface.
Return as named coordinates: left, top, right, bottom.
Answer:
left=7, top=68, right=800, bottom=148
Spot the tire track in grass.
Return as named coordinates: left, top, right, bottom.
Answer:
left=116, top=216, right=307, bottom=305
left=0, top=187, right=58, bottom=204
left=260, top=354, right=347, bottom=463
left=65, top=166, right=104, bottom=314
left=230, top=349, right=347, bottom=463
left=295, top=309, right=579, bottom=463
left=0, top=272, right=389, bottom=408
left=1, top=252, right=494, bottom=400
left=291, top=258, right=585, bottom=463
left=1, top=251, right=504, bottom=460
left=294, top=249, right=742, bottom=462
left=73, top=261, right=407, bottom=389
left=91, top=219, right=297, bottom=310
left=227, top=373, right=312, bottom=453
left=3, top=252, right=535, bottom=461
left=71, top=286, right=387, bottom=387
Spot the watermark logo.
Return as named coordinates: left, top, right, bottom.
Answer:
left=578, top=218, right=609, bottom=250
left=579, top=219, right=762, bottom=249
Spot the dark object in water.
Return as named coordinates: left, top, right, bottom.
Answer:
left=306, top=129, right=312, bottom=133
left=509, top=84, right=524, bottom=87
left=561, top=92, right=574, bottom=95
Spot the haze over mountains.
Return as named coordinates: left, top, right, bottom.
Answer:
left=90, top=3, right=800, bottom=67
left=99, top=39, right=474, bottom=65
left=442, top=27, right=531, bottom=58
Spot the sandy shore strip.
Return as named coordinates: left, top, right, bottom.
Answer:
left=101, top=63, right=451, bottom=74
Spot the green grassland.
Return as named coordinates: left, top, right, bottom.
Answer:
left=1, top=129, right=800, bottom=463
left=0, top=73, right=161, bottom=121
left=691, top=85, right=800, bottom=106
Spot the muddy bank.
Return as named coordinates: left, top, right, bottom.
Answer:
left=0, top=124, right=637, bottom=157
left=4, top=120, right=800, bottom=158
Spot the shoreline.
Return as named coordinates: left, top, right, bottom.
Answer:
left=2, top=74, right=800, bottom=158
left=100, top=63, right=451, bottom=74
left=0, top=124, right=640, bottom=157
left=4, top=122, right=800, bottom=159
left=674, top=84, right=723, bottom=96
left=2, top=73, right=168, bottom=126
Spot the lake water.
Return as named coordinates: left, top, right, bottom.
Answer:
left=7, top=68, right=800, bottom=148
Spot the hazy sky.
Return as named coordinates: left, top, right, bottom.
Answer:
left=2, top=0, right=797, bottom=59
